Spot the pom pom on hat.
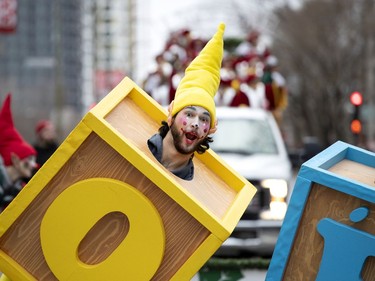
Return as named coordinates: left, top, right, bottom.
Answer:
left=265, top=55, right=278, bottom=67
left=0, top=94, right=36, bottom=166
left=171, top=23, right=225, bottom=128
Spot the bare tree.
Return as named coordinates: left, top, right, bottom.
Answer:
left=270, top=0, right=374, bottom=147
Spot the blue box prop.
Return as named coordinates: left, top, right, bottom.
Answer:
left=266, top=141, right=375, bottom=281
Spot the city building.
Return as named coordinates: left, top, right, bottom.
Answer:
left=0, top=0, right=136, bottom=141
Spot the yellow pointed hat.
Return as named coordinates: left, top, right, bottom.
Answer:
left=171, top=22, right=225, bottom=128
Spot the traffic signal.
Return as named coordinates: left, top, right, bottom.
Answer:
left=350, top=91, right=363, bottom=107
left=350, top=119, right=362, bottom=135
left=349, top=91, right=363, bottom=135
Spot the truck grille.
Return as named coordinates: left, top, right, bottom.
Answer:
left=241, top=180, right=270, bottom=220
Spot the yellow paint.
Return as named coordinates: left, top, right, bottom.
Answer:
left=40, top=178, right=165, bottom=281
left=172, top=234, right=223, bottom=280
left=0, top=275, right=10, bottom=281
left=0, top=252, right=36, bottom=281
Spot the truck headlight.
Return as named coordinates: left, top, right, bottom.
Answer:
left=260, top=179, right=288, bottom=220
left=261, top=179, right=288, bottom=198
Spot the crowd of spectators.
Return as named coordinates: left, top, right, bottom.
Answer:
left=142, top=28, right=288, bottom=126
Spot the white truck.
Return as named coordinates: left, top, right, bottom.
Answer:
left=211, top=107, right=293, bottom=257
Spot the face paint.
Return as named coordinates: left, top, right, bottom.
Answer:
left=186, top=107, right=209, bottom=133
left=177, top=115, right=188, bottom=126
left=201, top=121, right=209, bottom=134
left=171, top=106, right=211, bottom=154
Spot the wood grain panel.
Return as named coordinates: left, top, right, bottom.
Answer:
left=105, top=97, right=237, bottom=219
left=282, top=184, right=375, bottom=280
left=78, top=211, right=130, bottom=264
left=0, top=134, right=209, bottom=280
left=329, top=159, right=375, bottom=188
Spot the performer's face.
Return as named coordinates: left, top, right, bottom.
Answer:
left=170, top=106, right=211, bottom=154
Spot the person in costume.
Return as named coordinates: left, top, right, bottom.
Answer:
left=242, top=73, right=267, bottom=109
left=148, top=23, right=225, bottom=180
left=261, top=55, right=288, bottom=127
left=0, top=94, right=37, bottom=212
left=228, top=78, right=250, bottom=107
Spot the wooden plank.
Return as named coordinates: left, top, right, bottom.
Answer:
left=328, top=159, right=375, bottom=188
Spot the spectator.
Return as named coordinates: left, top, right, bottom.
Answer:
left=33, top=119, right=58, bottom=168
left=261, top=55, right=288, bottom=126
left=216, top=78, right=233, bottom=106
left=143, top=54, right=172, bottom=105
left=234, top=29, right=270, bottom=75
left=242, top=74, right=267, bottom=109
left=228, top=79, right=250, bottom=107
left=0, top=94, right=37, bottom=212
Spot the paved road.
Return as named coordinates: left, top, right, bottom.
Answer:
left=2, top=271, right=267, bottom=280
left=192, top=269, right=267, bottom=280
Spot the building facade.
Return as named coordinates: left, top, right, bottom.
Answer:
left=0, top=0, right=135, bottom=141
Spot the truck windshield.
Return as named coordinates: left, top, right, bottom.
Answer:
left=211, top=119, right=278, bottom=155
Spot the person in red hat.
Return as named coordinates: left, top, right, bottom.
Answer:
left=242, top=73, right=267, bottom=109
left=228, top=78, right=250, bottom=107
left=0, top=94, right=37, bottom=212
left=33, top=119, right=58, bottom=168
left=235, top=29, right=270, bottom=65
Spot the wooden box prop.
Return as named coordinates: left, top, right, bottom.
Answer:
left=266, top=141, right=375, bottom=281
left=0, top=77, right=256, bottom=281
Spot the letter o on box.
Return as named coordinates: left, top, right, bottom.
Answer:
left=40, top=178, right=165, bottom=281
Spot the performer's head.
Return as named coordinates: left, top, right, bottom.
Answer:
left=162, top=23, right=225, bottom=154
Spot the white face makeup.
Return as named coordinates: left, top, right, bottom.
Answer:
left=170, top=106, right=211, bottom=154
